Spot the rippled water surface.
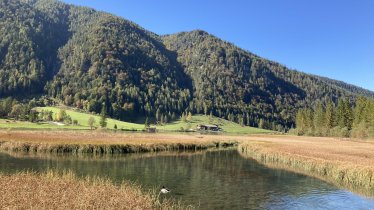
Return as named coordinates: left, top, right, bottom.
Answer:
left=1, top=150, right=373, bottom=209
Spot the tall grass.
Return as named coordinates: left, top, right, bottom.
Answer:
left=239, top=143, right=374, bottom=196
left=0, top=170, right=193, bottom=209
left=0, top=141, right=237, bottom=154
left=0, top=130, right=238, bottom=154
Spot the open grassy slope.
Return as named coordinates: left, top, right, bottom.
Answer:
left=35, top=107, right=272, bottom=134
left=157, top=114, right=272, bottom=134
left=0, top=119, right=86, bottom=130
left=0, top=107, right=273, bottom=134
left=36, top=107, right=144, bottom=130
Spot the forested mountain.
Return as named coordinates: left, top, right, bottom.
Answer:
left=0, top=0, right=373, bottom=129
left=162, top=31, right=374, bottom=128
left=0, top=0, right=191, bottom=121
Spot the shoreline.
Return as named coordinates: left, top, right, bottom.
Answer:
left=0, top=130, right=238, bottom=154
left=1, top=130, right=374, bottom=197
left=0, top=170, right=189, bottom=209
left=238, top=136, right=374, bottom=196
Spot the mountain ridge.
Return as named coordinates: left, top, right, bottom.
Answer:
left=163, top=29, right=374, bottom=96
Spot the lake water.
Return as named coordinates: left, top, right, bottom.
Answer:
left=1, top=149, right=373, bottom=209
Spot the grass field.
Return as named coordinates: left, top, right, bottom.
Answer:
left=0, top=119, right=86, bottom=130
left=238, top=135, right=374, bottom=196
left=0, top=130, right=238, bottom=154
left=0, top=170, right=188, bottom=209
left=32, top=107, right=272, bottom=134
left=157, top=114, right=272, bottom=134
left=36, top=107, right=144, bottom=130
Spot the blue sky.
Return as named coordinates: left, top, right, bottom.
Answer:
left=62, top=0, right=374, bottom=91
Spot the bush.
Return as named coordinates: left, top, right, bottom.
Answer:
left=305, top=128, right=314, bottom=136
left=351, top=122, right=368, bottom=139
left=288, top=128, right=304, bottom=136
left=64, top=115, right=72, bottom=125
left=368, top=127, right=374, bottom=139
left=330, top=126, right=350, bottom=138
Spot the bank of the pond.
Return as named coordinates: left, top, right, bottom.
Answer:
left=0, top=171, right=188, bottom=209
left=239, top=136, right=374, bottom=196
left=0, top=130, right=237, bottom=154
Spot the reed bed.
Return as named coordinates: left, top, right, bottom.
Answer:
left=0, top=170, right=192, bottom=210
left=238, top=136, right=374, bottom=196
left=0, top=130, right=237, bottom=154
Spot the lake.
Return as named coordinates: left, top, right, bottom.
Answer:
left=1, top=149, right=373, bottom=209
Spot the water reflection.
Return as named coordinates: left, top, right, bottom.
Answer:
left=1, top=150, right=373, bottom=209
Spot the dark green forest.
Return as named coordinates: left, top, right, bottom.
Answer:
left=0, top=0, right=373, bottom=130
left=293, top=97, right=374, bottom=138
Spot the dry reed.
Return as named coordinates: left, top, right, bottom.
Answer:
left=0, top=130, right=237, bottom=154
left=0, top=170, right=192, bottom=210
left=238, top=135, right=374, bottom=196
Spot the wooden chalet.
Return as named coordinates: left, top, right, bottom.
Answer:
left=196, top=124, right=221, bottom=132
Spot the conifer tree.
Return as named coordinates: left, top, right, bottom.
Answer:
left=144, top=117, right=150, bottom=129
left=313, top=102, right=324, bottom=136
left=353, top=96, right=367, bottom=128
left=99, top=106, right=107, bottom=128
left=335, top=99, right=345, bottom=128
left=343, top=99, right=353, bottom=130
left=324, top=100, right=334, bottom=135
left=186, top=112, right=192, bottom=122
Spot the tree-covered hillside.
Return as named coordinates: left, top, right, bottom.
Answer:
left=162, top=31, right=374, bottom=129
left=0, top=0, right=372, bottom=130
left=0, top=0, right=191, bottom=122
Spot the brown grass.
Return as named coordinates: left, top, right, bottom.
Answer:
left=0, top=130, right=238, bottom=153
left=238, top=135, right=374, bottom=195
left=2, top=130, right=374, bottom=195
left=0, top=171, right=190, bottom=210
left=0, top=130, right=230, bottom=144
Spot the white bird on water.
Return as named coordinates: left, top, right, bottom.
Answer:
left=160, top=186, right=170, bottom=194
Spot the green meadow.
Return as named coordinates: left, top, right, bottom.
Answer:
left=0, top=119, right=86, bottom=130
left=0, top=106, right=273, bottom=135
left=36, top=107, right=143, bottom=130
left=157, top=114, right=272, bottom=134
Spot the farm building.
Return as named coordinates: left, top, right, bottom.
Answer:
left=146, top=127, right=157, bottom=133
left=196, top=124, right=222, bottom=132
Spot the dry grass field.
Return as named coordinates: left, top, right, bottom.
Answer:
left=0, top=130, right=236, bottom=145
left=239, top=135, right=374, bottom=195
left=0, top=130, right=238, bottom=153
left=0, top=171, right=188, bottom=210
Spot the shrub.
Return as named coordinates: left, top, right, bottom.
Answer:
left=351, top=122, right=368, bottom=139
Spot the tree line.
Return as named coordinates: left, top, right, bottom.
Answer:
left=293, top=97, right=374, bottom=138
